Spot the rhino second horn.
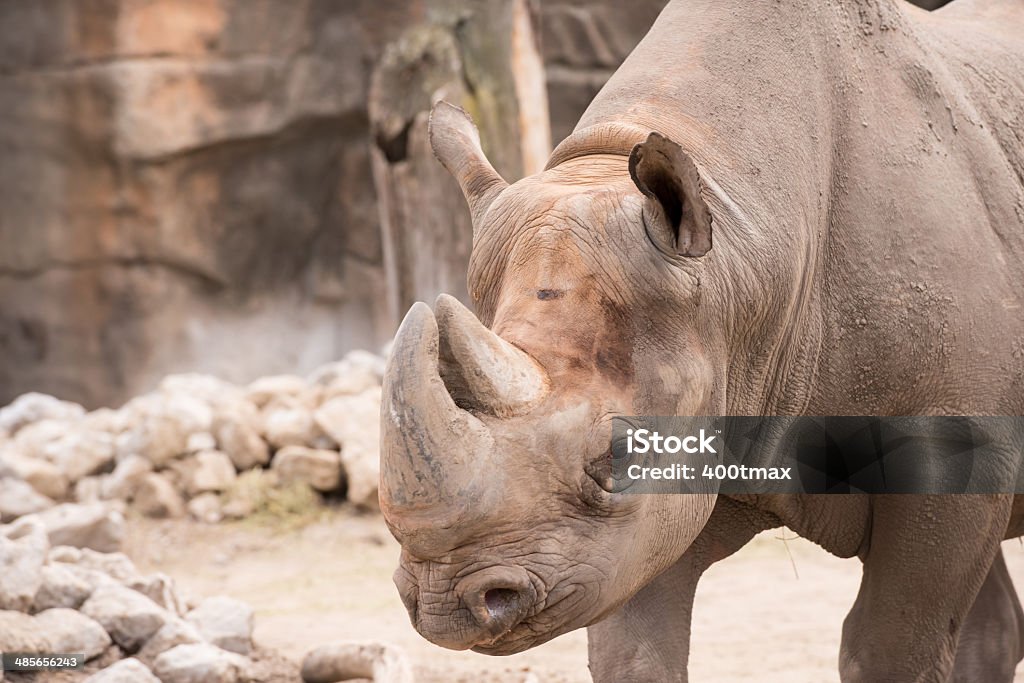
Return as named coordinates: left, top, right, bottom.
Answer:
left=435, top=294, right=548, bottom=417
left=380, top=302, right=494, bottom=518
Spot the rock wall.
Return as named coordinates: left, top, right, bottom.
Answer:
left=0, top=1, right=413, bottom=408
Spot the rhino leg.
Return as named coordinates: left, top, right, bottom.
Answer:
left=951, top=548, right=1024, bottom=682
left=587, top=498, right=769, bottom=683
left=839, top=495, right=1012, bottom=682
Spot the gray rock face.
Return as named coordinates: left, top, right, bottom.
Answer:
left=0, top=516, right=48, bottom=610
left=84, top=658, right=160, bottom=683
left=153, top=643, right=251, bottom=683
left=0, top=608, right=111, bottom=661
left=37, top=503, right=125, bottom=552
left=271, top=446, right=342, bottom=492
left=0, top=2, right=395, bottom=409
left=81, top=584, right=170, bottom=652
left=185, top=596, right=254, bottom=655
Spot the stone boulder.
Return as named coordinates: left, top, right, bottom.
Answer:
left=0, top=447, right=69, bottom=499
left=262, top=398, right=322, bottom=449
left=0, top=477, right=54, bottom=522
left=178, top=450, right=236, bottom=496
left=0, top=393, right=85, bottom=436
left=81, top=583, right=171, bottom=652
left=314, top=387, right=382, bottom=508
left=101, top=455, right=153, bottom=501
left=0, top=608, right=111, bottom=661
left=84, top=658, right=161, bottom=683
left=0, top=516, right=49, bottom=611
left=31, top=562, right=95, bottom=611
left=271, top=446, right=342, bottom=493
left=41, top=427, right=116, bottom=482
left=301, top=641, right=413, bottom=683
left=153, top=643, right=251, bottom=683
left=133, top=472, right=186, bottom=519
left=37, top=502, right=125, bottom=552
left=137, top=617, right=203, bottom=666
left=185, top=596, right=254, bottom=655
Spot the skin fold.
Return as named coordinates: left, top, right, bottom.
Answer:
left=379, top=0, right=1024, bottom=680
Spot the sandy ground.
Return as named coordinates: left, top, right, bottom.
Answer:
left=123, top=509, right=1024, bottom=682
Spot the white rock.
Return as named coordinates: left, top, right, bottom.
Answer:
left=36, top=608, right=112, bottom=660
left=262, top=399, right=322, bottom=449
left=153, top=642, right=251, bottom=683
left=159, top=374, right=245, bottom=407
left=271, top=446, right=341, bottom=492
left=0, top=393, right=85, bottom=436
left=62, top=548, right=142, bottom=585
left=116, top=392, right=212, bottom=466
left=134, top=572, right=187, bottom=616
left=133, top=473, right=186, bottom=519
left=81, top=583, right=170, bottom=651
left=75, top=475, right=104, bottom=503
left=80, top=407, right=128, bottom=436
left=0, top=516, right=49, bottom=610
left=11, top=418, right=71, bottom=459
left=185, top=596, right=254, bottom=655
left=186, top=432, right=217, bottom=452
left=308, top=350, right=385, bottom=387
left=0, top=477, right=55, bottom=522
left=0, top=608, right=111, bottom=660
left=187, top=493, right=222, bottom=524
left=84, top=658, right=160, bottom=683
left=300, top=641, right=413, bottom=683
left=37, top=502, right=125, bottom=552
left=137, top=617, right=203, bottom=664
left=0, top=447, right=68, bottom=499
left=213, top=415, right=269, bottom=471
left=179, top=451, right=236, bottom=496
left=42, top=428, right=116, bottom=482
left=314, top=387, right=382, bottom=508
left=246, top=374, right=310, bottom=408
left=101, top=455, right=153, bottom=500
left=32, top=562, right=94, bottom=611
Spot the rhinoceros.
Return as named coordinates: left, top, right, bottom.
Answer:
left=379, top=0, right=1024, bottom=680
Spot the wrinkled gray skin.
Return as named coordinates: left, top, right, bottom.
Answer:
left=379, top=0, right=1024, bottom=681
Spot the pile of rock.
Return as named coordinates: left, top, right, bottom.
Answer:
left=0, top=351, right=385, bottom=527
left=0, top=514, right=291, bottom=682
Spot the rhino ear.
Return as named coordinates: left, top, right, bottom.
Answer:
left=429, top=101, right=508, bottom=229
left=628, top=132, right=713, bottom=258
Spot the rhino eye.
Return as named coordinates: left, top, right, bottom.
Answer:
left=583, top=449, right=615, bottom=493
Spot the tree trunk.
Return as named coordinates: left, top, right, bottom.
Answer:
left=368, top=0, right=549, bottom=329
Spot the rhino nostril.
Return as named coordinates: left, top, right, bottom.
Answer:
left=484, top=587, right=521, bottom=620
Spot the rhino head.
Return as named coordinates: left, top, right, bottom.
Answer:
left=380, top=102, right=723, bottom=654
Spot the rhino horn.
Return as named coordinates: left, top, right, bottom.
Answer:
left=435, top=294, right=548, bottom=417
left=380, top=302, right=496, bottom=523
left=429, top=101, right=508, bottom=230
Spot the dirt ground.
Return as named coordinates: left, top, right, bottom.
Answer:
left=123, top=509, right=1024, bottom=683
